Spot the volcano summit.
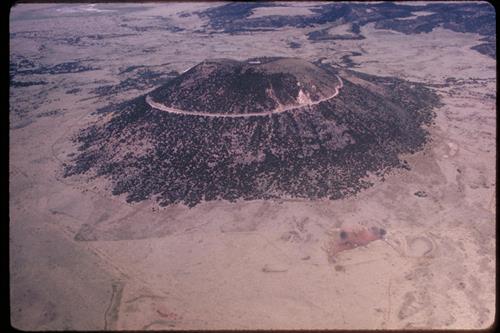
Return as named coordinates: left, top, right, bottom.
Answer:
left=64, top=57, right=440, bottom=207
left=147, top=57, right=343, bottom=117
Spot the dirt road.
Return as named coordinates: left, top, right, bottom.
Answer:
left=146, top=75, right=343, bottom=118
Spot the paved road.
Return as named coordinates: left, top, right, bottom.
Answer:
left=146, top=75, right=343, bottom=118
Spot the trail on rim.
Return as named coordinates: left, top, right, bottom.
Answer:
left=146, top=75, right=343, bottom=118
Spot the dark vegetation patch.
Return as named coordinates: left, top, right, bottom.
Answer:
left=66, top=88, right=81, bottom=94
left=196, top=2, right=277, bottom=31
left=10, top=80, right=48, bottom=87
left=414, top=191, right=428, bottom=198
left=36, top=109, right=64, bottom=118
left=9, top=57, right=37, bottom=78
left=10, top=119, right=33, bottom=130
left=340, top=52, right=363, bottom=68
left=53, top=33, right=138, bottom=46
left=119, top=65, right=145, bottom=74
left=471, top=40, right=496, bottom=59
left=10, top=59, right=99, bottom=78
left=91, top=69, right=177, bottom=97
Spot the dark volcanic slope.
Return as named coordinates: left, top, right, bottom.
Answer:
left=64, top=58, right=441, bottom=207
left=149, top=57, right=340, bottom=114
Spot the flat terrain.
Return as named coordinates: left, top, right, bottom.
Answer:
left=10, top=2, right=495, bottom=330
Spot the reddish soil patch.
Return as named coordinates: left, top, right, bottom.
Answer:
left=324, top=226, right=386, bottom=263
